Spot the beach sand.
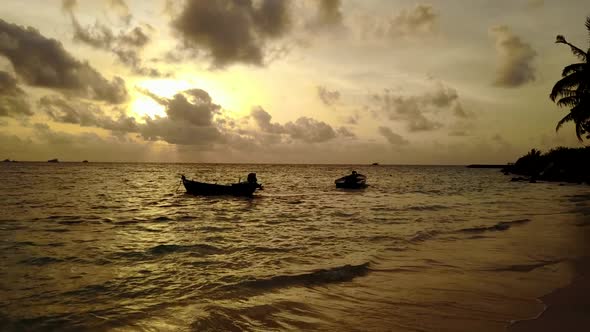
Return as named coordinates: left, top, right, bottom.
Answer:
left=510, top=257, right=590, bottom=332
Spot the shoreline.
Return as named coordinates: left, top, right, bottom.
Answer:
left=510, top=256, right=590, bottom=331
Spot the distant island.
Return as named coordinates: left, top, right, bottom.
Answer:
left=466, top=164, right=506, bottom=169
left=502, top=147, right=590, bottom=183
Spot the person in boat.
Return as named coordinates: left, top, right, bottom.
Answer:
left=246, top=173, right=263, bottom=189
left=345, top=171, right=359, bottom=184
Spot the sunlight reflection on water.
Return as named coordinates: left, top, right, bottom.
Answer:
left=0, top=163, right=588, bottom=331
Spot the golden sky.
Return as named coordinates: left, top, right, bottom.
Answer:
left=0, top=0, right=587, bottom=163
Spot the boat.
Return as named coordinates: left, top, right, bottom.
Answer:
left=371, top=162, right=379, bottom=166
left=181, top=173, right=263, bottom=197
left=47, top=158, right=59, bottom=163
left=335, top=171, right=367, bottom=189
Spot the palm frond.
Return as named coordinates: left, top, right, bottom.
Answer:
left=575, top=121, right=585, bottom=141
left=555, top=35, right=588, bottom=61
left=557, top=96, right=581, bottom=108
left=586, top=16, right=590, bottom=42
left=550, top=71, right=585, bottom=101
left=561, top=63, right=587, bottom=77
left=556, top=112, right=574, bottom=132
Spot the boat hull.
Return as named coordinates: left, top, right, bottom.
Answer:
left=335, top=174, right=367, bottom=189
left=335, top=182, right=367, bottom=189
left=182, top=179, right=258, bottom=196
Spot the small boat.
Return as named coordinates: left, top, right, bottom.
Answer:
left=371, top=162, right=379, bottom=166
left=181, top=173, right=263, bottom=197
left=47, top=158, right=59, bottom=163
left=335, top=171, right=367, bottom=189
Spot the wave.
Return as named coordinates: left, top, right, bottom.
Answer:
left=488, top=259, right=562, bottom=273
left=458, top=219, right=530, bottom=233
left=406, top=204, right=450, bottom=211
left=152, top=216, right=173, bottom=222
left=230, top=263, right=370, bottom=291
left=148, top=243, right=222, bottom=256
left=19, top=256, right=64, bottom=266
left=410, top=230, right=440, bottom=243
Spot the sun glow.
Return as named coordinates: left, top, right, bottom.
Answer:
left=130, top=78, right=247, bottom=120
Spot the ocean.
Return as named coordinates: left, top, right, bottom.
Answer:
left=1, top=163, right=589, bottom=331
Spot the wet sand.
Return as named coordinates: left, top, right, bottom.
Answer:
left=510, top=256, right=590, bottom=332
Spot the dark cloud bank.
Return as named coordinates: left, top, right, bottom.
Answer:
left=0, top=18, right=127, bottom=103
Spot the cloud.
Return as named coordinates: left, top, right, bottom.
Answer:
left=284, top=117, right=337, bottom=143
left=144, top=88, right=221, bottom=126
left=314, top=0, right=343, bottom=29
left=0, top=71, right=32, bottom=117
left=0, top=19, right=128, bottom=103
left=62, top=0, right=77, bottom=12
left=41, top=88, right=228, bottom=147
left=371, top=82, right=472, bottom=132
left=337, top=126, right=356, bottom=138
left=40, top=95, right=138, bottom=132
left=136, top=88, right=228, bottom=146
left=378, top=126, right=409, bottom=145
left=317, top=85, right=340, bottom=106
left=389, top=4, right=438, bottom=38
left=250, top=106, right=348, bottom=143
left=67, top=13, right=164, bottom=77
left=251, top=106, right=285, bottom=134
left=489, top=25, right=537, bottom=87
left=372, top=92, right=442, bottom=132
left=71, top=17, right=115, bottom=49
left=170, top=0, right=291, bottom=67
left=107, top=0, right=132, bottom=24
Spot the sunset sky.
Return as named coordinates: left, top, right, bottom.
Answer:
left=0, top=0, right=588, bottom=164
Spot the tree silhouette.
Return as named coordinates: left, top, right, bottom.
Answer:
left=550, top=16, right=590, bottom=141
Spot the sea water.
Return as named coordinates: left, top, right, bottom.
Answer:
left=1, top=163, right=589, bottom=331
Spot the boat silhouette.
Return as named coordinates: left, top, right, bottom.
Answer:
left=181, top=173, right=263, bottom=197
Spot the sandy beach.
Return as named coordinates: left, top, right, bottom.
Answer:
left=510, top=256, right=590, bottom=332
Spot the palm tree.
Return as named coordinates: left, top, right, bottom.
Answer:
left=550, top=16, right=590, bottom=141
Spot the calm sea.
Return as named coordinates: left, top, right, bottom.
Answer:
left=1, top=163, right=589, bottom=331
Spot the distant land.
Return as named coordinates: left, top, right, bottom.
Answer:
left=466, top=164, right=507, bottom=169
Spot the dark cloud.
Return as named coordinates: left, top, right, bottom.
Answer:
left=372, top=82, right=472, bottom=132
left=42, top=88, right=227, bottom=147
left=489, top=25, right=537, bottom=87
left=170, top=0, right=291, bottom=67
left=250, top=106, right=348, bottom=143
left=71, top=17, right=115, bottom=49
left=62, top=0, right=77, bottom=12
left=372, top=92, right=442, bottom=132
left=284, top=117, right=337, bottom=143
left=136, top=88, right=226, bottom=146
left=378, top=126, right=409, bottom=145
left=68, top=13, right=164, bottom=77
left=390, top=4, right=437, bottom=37
left=337, top=126, right=356, bottom=138
left=40, top=95, right=138, bottom=132
left=0, top=71, right=32, bottom=117
left=317, top=85, right=340, bottom=106
left=0, top=19, right=127, bottom=103
left=145, top=88, right=221, bottom=126
left=315, top=0, right=343, bottom=28
left=251, top=106, right=285, bottom=134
